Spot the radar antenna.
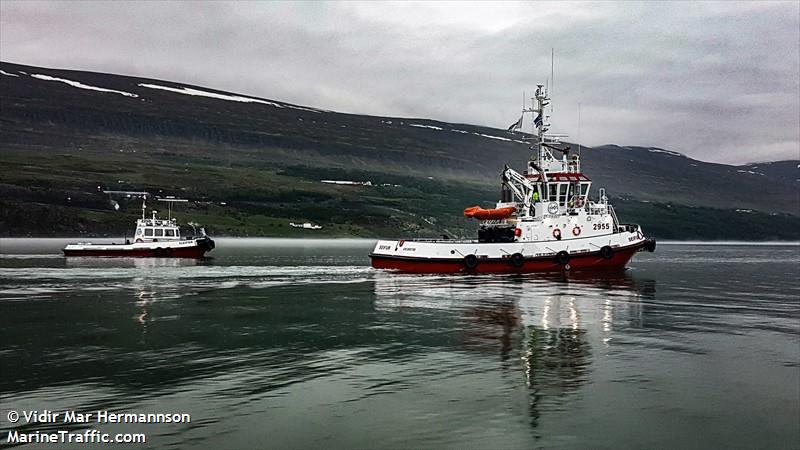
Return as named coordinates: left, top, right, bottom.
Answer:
left=157, top=196, right=189, bottom=220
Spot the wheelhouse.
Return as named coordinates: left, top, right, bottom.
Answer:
left=134, top=213, right=181, bottom=242
left=523, top=171, right=592, bottom=211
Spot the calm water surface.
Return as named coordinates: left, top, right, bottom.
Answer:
left=1, top=238, right=798, bottom=449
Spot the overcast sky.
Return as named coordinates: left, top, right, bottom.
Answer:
left=1, top=1, right=798, bottom=164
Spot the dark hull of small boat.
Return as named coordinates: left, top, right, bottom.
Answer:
left=63, top=238, right=215, bottom=258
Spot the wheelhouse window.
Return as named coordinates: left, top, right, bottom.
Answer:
left=548, top=184, right=558, bottom=202
left=144, top=228, right=153, bottom=237
left=558, top=183, right=568, bottom=206
left=165, top=229, right=176, bottom=237
left=155, top=229, right=164, bottom=237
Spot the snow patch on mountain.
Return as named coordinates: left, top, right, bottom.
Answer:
left=409, top=124, right=443, bottom=130
left=648, top=148, right=683, bottom=157
left=138, top=83, right=321, bottom=113
left=31, top=74, right=138, bottom=97
left=475, top=133, right=512, bottom=142
left=448, top=128, right=517, bottom=143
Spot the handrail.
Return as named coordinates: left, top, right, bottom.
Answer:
left=397, top=238, right=478, bottom=244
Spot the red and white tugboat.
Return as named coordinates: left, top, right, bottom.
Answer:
left=370, top=84, right=656, bottom=273
left=63, top=193, right=215, bottom=258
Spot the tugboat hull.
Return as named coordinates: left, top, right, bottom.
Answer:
left=369, top=234, right=655, bottom=274
left=63, top=238, right=215, bottom=258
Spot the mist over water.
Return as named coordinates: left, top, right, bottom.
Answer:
left=1, top=239, right=798, bottom=449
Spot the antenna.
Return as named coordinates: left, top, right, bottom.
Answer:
left=550, top=48, right=555, bottom=114
left=522, top=91, right=525, bottom=132
left=157, top=196, right=188, bottom=220
left=578, top=102, right=582, bottom=158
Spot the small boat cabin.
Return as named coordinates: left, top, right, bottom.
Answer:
left=134, top=211, right=181, bottom=242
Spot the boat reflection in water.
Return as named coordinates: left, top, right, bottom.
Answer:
left=64, top=256, right=202, bottom=270
left=372, top=272, right=655, bottom=427
left=65, top=256, right=203, bottom=331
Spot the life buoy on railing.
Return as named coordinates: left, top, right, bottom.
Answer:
left=572, top=226, right=581, bottom=236
left=552, top=228, right=562, bottom=240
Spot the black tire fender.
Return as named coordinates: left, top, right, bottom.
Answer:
left=556, top=250, right=570, bottom=265
left=646, top=239, right=657, bottom=253
left=510, top=252, right=525, bottom=268
left=600, top=245, right=614, bottom=260
left=464, top=254, right=479, bottom=270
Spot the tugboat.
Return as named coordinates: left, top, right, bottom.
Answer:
left=63, top=193, right=215, bottom=258
left=370, top=84, right=656, bottom=273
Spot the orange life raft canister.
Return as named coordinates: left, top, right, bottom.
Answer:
left=463, top=205, right=517, bottom=220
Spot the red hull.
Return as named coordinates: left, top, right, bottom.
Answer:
left=371, top=241, right=647, bottom=274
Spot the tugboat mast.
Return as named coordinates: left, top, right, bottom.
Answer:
left=535, top=84, right=547, bottom=164
left=520, top=84, right=553, bottom=170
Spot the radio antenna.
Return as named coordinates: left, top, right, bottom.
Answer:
left=550, top=48, right=555, bottom=114
left=578, top=102, right=582, bottom=157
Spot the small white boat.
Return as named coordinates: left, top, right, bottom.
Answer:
left=64, top=194, right=215, bottom=258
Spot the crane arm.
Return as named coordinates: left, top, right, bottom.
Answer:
left=502, top=165, right=535, bottom=206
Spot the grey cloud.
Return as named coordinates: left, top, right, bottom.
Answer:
left=1, top=1, right=797, bottom=164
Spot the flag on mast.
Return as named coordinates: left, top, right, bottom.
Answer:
left=507, top=115, right=523, bottom=131
left=534, top=113, right=543, bottom=128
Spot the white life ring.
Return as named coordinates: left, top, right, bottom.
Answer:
left=552, top=228, right=562, bottom=239
left=572, top=226, right=581, bottom=236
